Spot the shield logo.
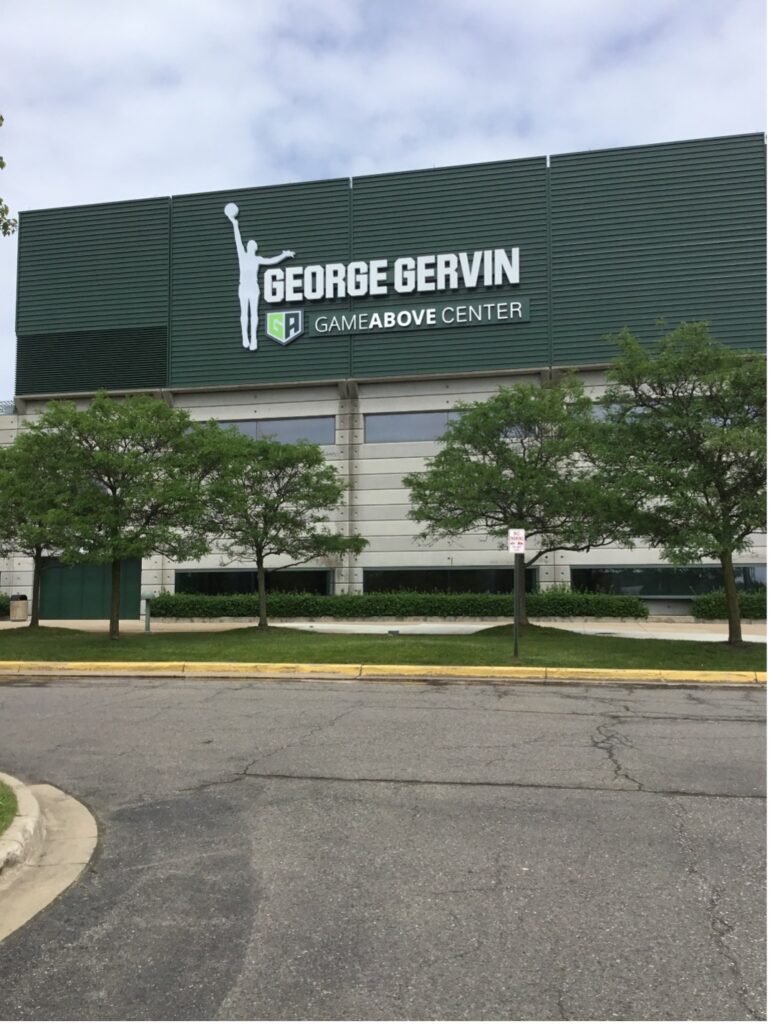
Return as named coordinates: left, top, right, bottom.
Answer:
left=266, top=310, right=304, bottom=347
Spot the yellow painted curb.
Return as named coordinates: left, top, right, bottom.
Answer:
left=360, top=664, right=547, bottom=680
left=0, top=660, right=762, bottom=686
left=0, top=660, right=188, bottom=676
left=658, top=669, right=758, bottom=685
left=182, top=661, right=362, bottom=678
left=546, top=667, right=664, bottom=682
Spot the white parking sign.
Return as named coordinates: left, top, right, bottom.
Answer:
left=507, top=528, right=526, bottom=554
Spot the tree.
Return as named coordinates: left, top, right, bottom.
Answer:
left=0, top=115, right=17, bottom=237
left=404, top=376, right=628, bottom=624
left=206, top=432, right=368, bottom=627
left=599, top=322, right=766, bottom=645
left=26, top=394, right=226, bottom=640
left=0, top=430, right=74, bottom=626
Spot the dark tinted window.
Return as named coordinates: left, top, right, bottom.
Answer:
left=175, top=569, right=331, bottom=596
left=257, top=417, right=335, bottom=443
left=571, top=565, right=766, bottom=598
left=219, top=420, right=256, bottom=438
left=364, top=410, right=457, bottom=443
left=218, top=416, right=335, bottom=444
left=363, top=567, right=537, bottom=594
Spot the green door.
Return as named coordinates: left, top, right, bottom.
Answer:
left=39, top=559, right=141, bottom=619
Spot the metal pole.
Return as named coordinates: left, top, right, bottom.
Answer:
left=144, top=600, right=151, bottom=634
left=513, top=561, right=519, bottom=661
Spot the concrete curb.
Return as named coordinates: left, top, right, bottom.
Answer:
left=0, top=782, right=98, bottom=943
left=0, top=660, right=764, bottom=686
left=0, top=772, right=45, bottom=875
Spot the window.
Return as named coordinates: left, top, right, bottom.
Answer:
left=175, top=569, right=331, bottom=596
left=571, top=565, right=766, bottom=599
left=219, top=421, right=255, bottom=438
left=363, top=567, right=537, bottom=594
left=218, top=416, right=335, bottom=444
left=364, top=410, right=457, bottom=443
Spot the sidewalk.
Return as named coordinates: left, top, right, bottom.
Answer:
left=533, top=619, right=766, bottom=644
left=0, top=617, right=765, bottom=643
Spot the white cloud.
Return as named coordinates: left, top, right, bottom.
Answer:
left=0, top=0, right=764, bottom=396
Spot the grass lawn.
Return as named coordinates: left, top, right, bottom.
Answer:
left=0, top=624, right=765, bottom=671
left=0, top=782, right=17, bottom=837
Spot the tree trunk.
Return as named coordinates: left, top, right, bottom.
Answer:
left=110, top=559, right=122, bottom=641
left=515, top=553, right=528, bottom=625
left=256, top=555, right=268, bottom=628
left=719, top=550, right=742, bottom=645
left=30, top=549, right=42, bottom=628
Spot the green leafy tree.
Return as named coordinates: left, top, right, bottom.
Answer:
left=26, top=394, right=227, bottom=639
left=0, top=430, right=74, bottom=626
left=206, top=432, right=368, bottom=628
left=0, top=115, right=17, bottom=237
left=404, top=376, right=628, bottom=624
left=599, top=322, right=766, bottom=645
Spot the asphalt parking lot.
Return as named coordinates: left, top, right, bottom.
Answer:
left=0, top=677, right=765, bottom=1021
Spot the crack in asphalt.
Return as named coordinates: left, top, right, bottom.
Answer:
left=3, top=684, right=762, bottom=724
left=182, top=768, right=765, bottom=800
left=670, top=799, right=763, bottom=1020
left=556, top=990, right=570, bottom=1020
left=180, top=705, right=362, bottom=791
left=167, top=699, right=765, bottom=801
left=590, top=718, right=644, bottom=790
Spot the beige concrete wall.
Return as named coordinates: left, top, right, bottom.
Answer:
left=0, top=415, right=26, bottom=596
left=0, top=374, right=765, bottom=608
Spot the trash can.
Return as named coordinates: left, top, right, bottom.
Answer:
left=9, top=594, right=28, bottom=622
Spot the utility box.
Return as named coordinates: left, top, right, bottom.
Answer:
left=9, top=594, right=28, bottom=622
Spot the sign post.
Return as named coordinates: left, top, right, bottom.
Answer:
left=507, top=529, right=526, bottom=660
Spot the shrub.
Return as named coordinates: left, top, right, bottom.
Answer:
left=529, top=587, right=649, bottom=618
left=692, top=588, right=766, bottom=620
left=0, top=593, right=8, bottom=617
left=150, top=588, right=648, bottom=619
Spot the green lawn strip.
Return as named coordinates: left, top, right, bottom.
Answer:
left=0, top=782, right=18, bottom=837
left=0, top=624, right=764, bottom=671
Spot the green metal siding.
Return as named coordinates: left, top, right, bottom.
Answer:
left=16, top=326, right=168, bottom=394
left=350, top=158, right=548, bottom=377
left=39, top=558, right=141, bottom=620
left=14, top=133, right=767, bottom=394
left=16, top=198, right=170, bottom=395
left=169, top=179, right=352, bottom=388
left=550, top=134, right=766, bottom=365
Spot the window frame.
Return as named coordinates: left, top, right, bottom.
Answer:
left=363, top=409, right=458, bottom=444
left=217, top=415, right=336, bottom=445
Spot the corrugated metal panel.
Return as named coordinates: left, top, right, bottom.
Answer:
left=350, top=158, right=548, bottom=377
left=16, top=199, right=169, bottom=332
left=550, top=134, right=766, bottom=365
left=14, top=134, right=767, bottom=396
left=15, top=198, right=170, bottom=394
left=16, top=326, right=168, bottom=395
left=169, top=179, right=352, bottom=388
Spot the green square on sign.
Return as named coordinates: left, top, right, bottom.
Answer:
left=267, top=313, right=284, bottom=341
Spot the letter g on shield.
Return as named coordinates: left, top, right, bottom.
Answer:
left=266, top=310, right=305, bottom=346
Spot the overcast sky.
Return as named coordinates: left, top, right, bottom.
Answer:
left=0, top=0, right=765, bottom=399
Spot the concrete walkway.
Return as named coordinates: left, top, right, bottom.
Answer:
left=0, top=617, right=765, bottom=643
left=538, top=619, right=766, bottom=644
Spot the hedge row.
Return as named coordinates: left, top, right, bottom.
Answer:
left=692, top=589, right=766, bottom=620
left=0, top=594, right=8, bottom=617
left=150, top=589, right=649, bottom=619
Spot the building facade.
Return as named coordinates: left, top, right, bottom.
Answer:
left=2, top=132, right=766, bottom=616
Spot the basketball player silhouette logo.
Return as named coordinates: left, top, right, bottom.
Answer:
left=224, top=202, right=295, bottom=351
